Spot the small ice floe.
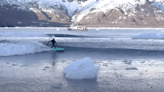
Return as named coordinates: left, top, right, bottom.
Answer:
left=32, top=21, right=36, bottom=23
left=52, top=83, right=62, bottom=88
left=17, top=22, right=22, bottom=24
left=63, top=57, right=98, bottom=79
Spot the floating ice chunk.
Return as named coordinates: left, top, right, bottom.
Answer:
left=64, top=57, right=98, bottom=79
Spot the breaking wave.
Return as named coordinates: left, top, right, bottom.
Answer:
left=0, top=41, right=51, bottom=56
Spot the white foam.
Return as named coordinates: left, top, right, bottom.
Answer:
left=64, top=57, right=98, bottom=79
left=0, top=41, right=50, bottom=56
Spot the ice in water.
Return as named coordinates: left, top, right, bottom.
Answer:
left=64, top=57, right=98, bottom=79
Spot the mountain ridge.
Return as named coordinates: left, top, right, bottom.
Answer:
left=0, top=0, right=164, bottom=27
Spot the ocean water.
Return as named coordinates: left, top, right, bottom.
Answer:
left=1, top=28, right=164, bottom=92
left=1, top=27, right=164, bottom=56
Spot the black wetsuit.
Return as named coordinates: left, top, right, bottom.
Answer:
left=47, top=39, right=57, bottom=48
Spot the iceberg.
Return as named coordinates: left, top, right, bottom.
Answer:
left=64, top=57, right=98, bottom=79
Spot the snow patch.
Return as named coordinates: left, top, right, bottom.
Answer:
left=75, top=12, right=89, bottom=22
left=73, top=0, right=147, bottom=22
left=151, top=1, right=164, bottom=11
left=64, top=57, right=98, bottom=79
left=64, top=1, right=79, bottom=16
left=0, top=41, right=50, bottom=56
left=79, top=0, right=146, bottom=12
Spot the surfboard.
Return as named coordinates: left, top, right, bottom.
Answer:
left=50, top=47, right=64, bottom=51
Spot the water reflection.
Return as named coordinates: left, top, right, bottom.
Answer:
left=66, top=78, right=99, bottom=92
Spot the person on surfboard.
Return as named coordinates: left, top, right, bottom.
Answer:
left=47, top=38, right=57, bottom=48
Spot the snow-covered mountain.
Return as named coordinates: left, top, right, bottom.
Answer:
left=151, top=0, right=164, bottom=11
left=0, top=0, right=164, bottom=27
left=0, top=0, right=79, bottom=27
left=73, top=0, right=164, bottom=27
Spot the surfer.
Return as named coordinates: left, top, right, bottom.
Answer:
left=47, top=38, right=57, bottom=48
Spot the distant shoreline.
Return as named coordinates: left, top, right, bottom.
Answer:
left=0, top=27, right=164, bottom=29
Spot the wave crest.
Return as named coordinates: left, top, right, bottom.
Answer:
left=0, top=41, right=50, bottom=56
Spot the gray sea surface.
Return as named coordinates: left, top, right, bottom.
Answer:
left=0, top=28, right=164, bottom=92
